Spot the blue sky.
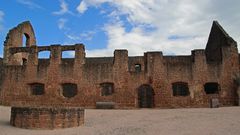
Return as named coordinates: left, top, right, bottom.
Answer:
left=0, top=0, right=110, bottom=55
left=0, top=0, right=239, bottom=57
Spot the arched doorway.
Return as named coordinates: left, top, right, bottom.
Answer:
left=138, top=84, right=154, bottom=108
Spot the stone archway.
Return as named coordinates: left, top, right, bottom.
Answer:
left=138, top=84, right=154, bottom=108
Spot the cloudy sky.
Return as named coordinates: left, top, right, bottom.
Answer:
left=0, top=0, right=239, bottom=57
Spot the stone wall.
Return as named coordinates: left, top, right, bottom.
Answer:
left=10, top=107, right=84, bottom=129
left=0, top=21, right=238, bottom=109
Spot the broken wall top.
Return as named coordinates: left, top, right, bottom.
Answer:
left=4, top=21, right=36, bottom=47
left=205, top=21, right=237, bottom=63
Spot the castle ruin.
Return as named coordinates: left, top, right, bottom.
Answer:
left=0, top=21, right=239, bottom=109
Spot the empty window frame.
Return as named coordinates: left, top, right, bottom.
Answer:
left=62, top=51, right=75, bottom=58
left=22, top=33, right=30, bottom=47
left=22, top=58, right=27, bottom=65
left=29, top=83, right=44, bottom=95
left=204, top=82, right=220, bottom=94
left=38, top=51, right=51, bottom=59
left=100, top=83, right=114, bottom=96
left=172, top=82, right=190, bottom=96
left=135, top=64, right=141, bottom=72
left=62, top=83, right=78, bottom=98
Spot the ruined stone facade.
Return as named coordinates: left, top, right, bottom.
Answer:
left=0, top=21, right=238, bottom=109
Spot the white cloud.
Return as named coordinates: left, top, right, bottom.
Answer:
left=56, top=17, right=97, bottom=44
left=76, top=1, right=88, bottom=14
left=0, top=10, right=4, bottom=31
left=53, top=0, right=73, bottom=15
left=76, top=0, right=110, bottom=14
left=17, top=0, right=43, bottom=9
left=64, top=30, right=96, bottom=44
left=57, top=18, right=68, bottom=30
left=76, top=0, right=240, bottom=57
left=79, top=31, right=96, bottom=41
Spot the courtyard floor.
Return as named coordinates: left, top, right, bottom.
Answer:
left=0, top=106, right=240, bottom=135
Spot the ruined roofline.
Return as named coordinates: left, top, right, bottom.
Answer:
left=205, top=21, right=237, bottom=63
left=212, top=20, right=229, bottom=37
left=8, top=44, right=85, bottom=54
left=4, top=21, right=36, bottom=46
left=3, top=20, right=238, bottom=59
left=206, top=20, right=237, bottom=47
left=7, top=43, right=204, bottom=58
left=211, top=20, right=237, bottom=45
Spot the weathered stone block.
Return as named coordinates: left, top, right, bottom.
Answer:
left=10, top=107, right=84, bottom=129
left=210, top=98, right=220, bottom=108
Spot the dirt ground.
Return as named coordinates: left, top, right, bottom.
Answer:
left=0, top=106, right=240, bottom=135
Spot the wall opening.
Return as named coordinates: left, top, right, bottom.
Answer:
left=138, top=84, right=154, bottom=108
left=100, top=83, right=114, bottom=96
left=62, top=51, right=75, bottom=58
left=29, top=83, right=44, bottom=95
left=204, top=82, right=220, bottom=94
left=135, top=64, right=141, bottom=72
left=38, top=51, right=51, bottom=59
left=172, top=82, right=190, bottom=96
left=22, top=33, right=30, bottom=47
left=10, top=52, right=28, bottom=65
left=61, top=83, right=77, bottom=98
left=22, top=58, right=27, bottom=65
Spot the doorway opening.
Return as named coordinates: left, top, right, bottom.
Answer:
left=138, top=84, right=154, bottom=108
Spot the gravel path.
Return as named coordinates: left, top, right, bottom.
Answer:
left=0, top=106, right=240, bottom=135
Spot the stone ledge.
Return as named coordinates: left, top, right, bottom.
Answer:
left=96, top=102, right=115, bottom=109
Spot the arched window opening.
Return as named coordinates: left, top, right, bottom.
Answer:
left=38, top=51, right=51, bottom=59
left=135, top=64, right=141, bottom=72
left=61, top=83, right=78, bottom=98
left=29, top=83, right=44, bottom=95
left=204, top=82, right=220, bottom=94
left=22, top=33, right=30, bottom=47
left=100, top=83, right=114, bottom=96
left=62, top=51, right=75, bottom=58
left=172, top=82, right=190, bottom=96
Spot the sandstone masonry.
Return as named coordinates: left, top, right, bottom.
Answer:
left=10, top=107, right=84, bottom=129
left=0, top=21, right=238, bottom=109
